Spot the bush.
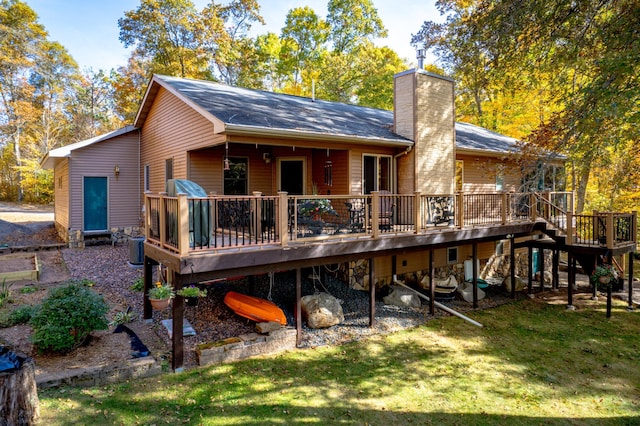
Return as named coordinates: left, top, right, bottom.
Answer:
left=129, top=277, right=144, bottom=292
left=8, top=304, right=34, bottom=325
left=30, top=283, right=109, bottom=353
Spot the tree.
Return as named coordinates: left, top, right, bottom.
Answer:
left=412, top=0, right=640, bottom=212
left=0, top=0, right=79, bottom=202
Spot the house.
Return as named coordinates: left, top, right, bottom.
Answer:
left=42, top=69, right=636, bottom=371
left=40, top=126, right=142, bottom=247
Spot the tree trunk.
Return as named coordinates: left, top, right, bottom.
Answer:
left=0, top=351, right=39, bottom=425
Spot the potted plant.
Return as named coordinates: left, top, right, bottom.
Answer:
left=590, top=265, right=617, bottom=290
left=147, top=281, right=175, bottom=310
left=176, top=285, right=207, bottom=306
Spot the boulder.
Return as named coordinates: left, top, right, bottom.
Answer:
left=301, top=293, right=344, bottom=329
left=534, top=271, right=552, bottom=284
left=256, top=321, right=281, bottom=334
left=457, top=281, right=486, bottom=303
left=382, top=285, right=422, bottom=308
left=503, top=275, right=527, bottom=292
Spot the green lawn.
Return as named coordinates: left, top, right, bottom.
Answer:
left=39, top=297, right=640, bottom=425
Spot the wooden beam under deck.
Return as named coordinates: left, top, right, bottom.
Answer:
left=145, top=222, right=540, bottom=284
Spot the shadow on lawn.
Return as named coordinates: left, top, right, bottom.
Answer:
left=39, top=299, right=640, bottom=425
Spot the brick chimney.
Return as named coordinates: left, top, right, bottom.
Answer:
left=394, top=69, right=455, bottom=194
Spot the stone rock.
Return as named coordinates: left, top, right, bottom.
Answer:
left=301, top=292, right=344, bottom=329
left=535, top=271, right=552, bottom=284
left=382, top=285, right=422, bottom=308
left=256, top=321, right=281, bottom=334
left=503, top=275, right=527, bottom=292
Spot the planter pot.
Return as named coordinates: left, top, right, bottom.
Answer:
left=186, top=297, right=199, bottom=307
left=598, top=276, right=611, bottom=285
left=149, top=298, right=171, bottom=310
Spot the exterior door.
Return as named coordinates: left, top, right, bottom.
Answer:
left=83, top=177, right=108, bottom=232
left=278, top=159, right=304, bottom=195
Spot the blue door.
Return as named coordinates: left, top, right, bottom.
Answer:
left=84, top=177, right=108, bottom=231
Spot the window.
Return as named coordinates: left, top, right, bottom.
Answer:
left=447, top=247, right=458, bottom=264
left=363, top=154, right=392, bottom=194
left=165, top=158, right=173, bottom=182
left=144, top=164, right=150, bottom=191
left=224, top=157, right=248, bottom=195
left=455, top=160, right=463, bottom=192
left=495, top=164, right=504, bottom=191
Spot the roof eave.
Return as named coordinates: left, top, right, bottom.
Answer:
left=224, top=123, right=413, bottom=147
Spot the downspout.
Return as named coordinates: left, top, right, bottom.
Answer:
left=393, top=145, right=413, bottom=193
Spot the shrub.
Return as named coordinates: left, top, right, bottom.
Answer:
left=30, top=283, right=109, bottom=353
left=0, top=279, right=13, bottom=307
left=129, top=277, right=144, bottom=292
left=8, top=304, right=35, bottom=325
left=108, top=307, right=137, bottom=327
left=19, top=286, right=38, bottom=294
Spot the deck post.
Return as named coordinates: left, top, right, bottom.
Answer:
left=170, top=269, right=184, bottom=372
left=552, top=249, right=559, bottom=290
left=510, top=235, right=516, bottom=299
left=538, top=248, right=545, bottom=292
left=369, top=258, right=375, bottom=327
left=472, top=242, right=478, bottom=309
left=628, top=253, right=635, bottom=311
left=371, top=192, right=380, bottom=238
left=143, top=256, right=153, bottom=320
left=567, top=254, right=575, bottom=309
left=566, top=212, right=574, bottom=245
left=278, top=192, right=289, bottom=247
left=296, top=268, right=302, bottom=346
left=501, top=192, right=508, bottom=225
left=177, top=193, right=190, bottom=256
left=530, top=193, right=537, bottom=221
left=429, top=249, right=435, bottom=315
left=252, top=191, right=262, bottom=242
left=144, top=191, right=151, bottom=241
left=456, top=192, right=464, bottom=228
left=527, top=245, right=533, bottom=294
left=414, top=191, right=422, bottom=233
left=606, top=213, right=614, bottom=248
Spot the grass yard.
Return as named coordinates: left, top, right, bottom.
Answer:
left=39, top=296, right=640, bottom=425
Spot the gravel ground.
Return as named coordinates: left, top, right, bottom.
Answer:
left=61, top=244, right=522, bottom=368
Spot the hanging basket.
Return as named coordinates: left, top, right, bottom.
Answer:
left=186, top=297, right=199, bottom=307
left=149, top=298, right=171, bottom=310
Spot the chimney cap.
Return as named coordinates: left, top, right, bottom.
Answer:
left=416, top=48, right=426, bottom=69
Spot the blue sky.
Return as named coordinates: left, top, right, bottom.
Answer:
left=27, top=0, right=442, bottom=72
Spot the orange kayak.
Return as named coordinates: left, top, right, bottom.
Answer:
left=223, top=291, right=287, bottom=325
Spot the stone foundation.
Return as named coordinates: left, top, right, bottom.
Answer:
left=62, top=226, right=143, bottom=249
left=196, top=328, right=297, bottom=366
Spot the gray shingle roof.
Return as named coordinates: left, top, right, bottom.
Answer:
left=153, top=75, right=521, bottom=154
left=156, top=75, right=408, bottom=144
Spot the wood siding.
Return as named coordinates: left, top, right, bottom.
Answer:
left=456, top=154, right=520, bottom=193
left=69, top=131, right=140, bottom=231
left=54, top=160, right=70, bottom=230
left=140, top=87, right=218, bottom=193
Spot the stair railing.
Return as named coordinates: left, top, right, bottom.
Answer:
left=533, top=192, right=571, bottom=235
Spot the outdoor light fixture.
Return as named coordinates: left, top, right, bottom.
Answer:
left=263, top=153, right=271, bottom=164
left=324, top=160, right=333, bottom=186
left=114, top=164, right=120, bottom=177
left=223, top=142, right=230, bottom=171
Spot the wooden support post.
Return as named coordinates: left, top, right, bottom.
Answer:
left=177, top=193, right=190, bottom=256
left=501, top=192, right=508, bottom=225
left=510, top=235, right=516, bottom=299
left=414, top=191, right=422, bottom=233
left=592, top=255, right=598, bottom=300
left=567, top=254, right=574, bottom=309
left=252, top=191, right=262, bottom=242
left=278, top=192, right=289, bottom=246
left=472, top=242, right=478, bottom=309
left=538, top=248, right=545, bottom=292
left=143, top=256, right=153, bottom=320
left=527, top=246, right=533, bottom=294
left=371, top=192, right=380, bottom=238
left=606, top=213, right=614, bottom=249
left=171, top=269, right=184, bottom=372
left=159, top=192, right=167, bottom=247
left=552, top=249, right=559, bottom=290
left=628, top=252, right=635, bottom=311
left=369, top=258, right=375, bottom=327
left=296, top=268, right=302, bottom=347
left=429, top=249, right=435, bottom=315
left=606, top=285, right=613, bottom=318
left=456, top=192, right=464, bottom=228
left=566, top=212, right=574, bottom=245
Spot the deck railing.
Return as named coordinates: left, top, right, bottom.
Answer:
left=144, top=190, right=636, bottom=255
